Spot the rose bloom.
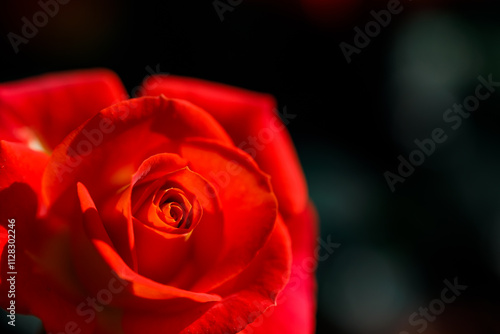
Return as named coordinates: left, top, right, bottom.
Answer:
left=0, top=69, right=317, bottom=334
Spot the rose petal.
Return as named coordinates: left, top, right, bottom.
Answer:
left=0, top=111, right=42, bottom=151
left=17, top=269, right=97, bottom=334
left=178, top=139, right=278, bottom=292
left=238, top=203, right=319, bottom=334
left=73, top=182, right=222, bottom=309
left=122, top=215, right=292, bottom=334
left=100, top=153, right=224, bottom=287
left=138, top=75, right=308, bottom=216
left=0, top=184, right=81, bottom=332
left=99, top=153, right=190, bottom=272
left=42, top=96, right=234, bottom=288
left=0, top=183, right=38, bottom=314
left=0, top=141, right=49, bottom=311
left=0, top=69, right=127, bottom=150
left=0, top=140, right=49, bottom=192
left=132, top=170, right=201, bottom=234
left=42, top=96, right=232, bottom=210
left=131, top=167, right=223, bottom=287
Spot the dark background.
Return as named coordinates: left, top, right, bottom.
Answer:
left=1, top=0, right=500, bottom=333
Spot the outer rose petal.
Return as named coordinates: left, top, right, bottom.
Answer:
left=138, top=75, right=308, bottom=216
left=42, top=96, right=233, bottom=210
left=0, top=69, right=127, bottom=150
left=122, top=216, right=292, bottom=334
left=15, top=264, right=97, bottom=334
left=238, top=203, right=319, bottom=334
left=0, top=141, right=49, bottom=311
left=0, top=141, right=49, bottom=192
left=0, top=111, right=41, bottom=150
left=0, top=142, right=90, bottom=331
left=0, top=183, right=38, bottom=314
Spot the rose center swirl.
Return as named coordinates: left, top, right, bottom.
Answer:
left=130, top=167, right=207, bottom=235
left=154, top=188, right=193, bottom=229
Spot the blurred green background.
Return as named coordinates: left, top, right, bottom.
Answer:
left=1, top=0, right=500, bottom=333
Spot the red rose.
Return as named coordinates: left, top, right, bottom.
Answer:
left=0, top=69, right=317, bottom=334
